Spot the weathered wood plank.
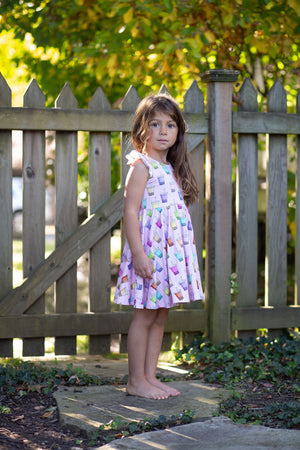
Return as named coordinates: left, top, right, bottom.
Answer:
left=233, top=111, right=300, bottom=134
left=201, top=71, right=238, bottom=344
left=120, top=86, right=141, bottom=187
left=185, top=81, right=205, bottom=275
left=201, top=69, right=240, bottom=82
left=232, top=307, right=300, bottom=330
left=0, top=188, right=124, bottom=316
left=236, top=79, right=258, bottom=315
left=0, top=107, right=208, bottom=134
left=0, top=310, right=206, bottom=339
left=120, top=86, right=140, bottom=248
left=54, top=84, right=78, bottom=355
left=187, top=135, right=206, bottom=152
left=265, top=80, right=287, bottom=311
left=88, top=87, right=112, bottom=354
left=1, top=107, right=299, bottom=135
left=295, top=92, right=300, bottom=307
left=119, top=86, right=141, bottom=350
left=22, top=79, right=46, bottom=357
left=0, top=73, right=13, bottom=357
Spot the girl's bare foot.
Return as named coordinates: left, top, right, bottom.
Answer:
left=147, top=377, right=180, bottom=397
left=126, top=380, right=170, bottom=400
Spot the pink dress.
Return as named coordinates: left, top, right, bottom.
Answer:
left=114, top=150, right=204, bottom=309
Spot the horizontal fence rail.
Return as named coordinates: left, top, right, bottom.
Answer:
left=232, top=306, right=300, bottom=330
left=233, top=111, right=300, bottom=134
left=0, top=310, right=206, bottom=339
left=0, top=107, right=208, bottom=134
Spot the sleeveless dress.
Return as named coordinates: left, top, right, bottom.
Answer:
left=114, top=150, right=204, bottom=309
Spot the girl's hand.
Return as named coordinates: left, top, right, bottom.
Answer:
left=133, top=253, right=153, bottom=279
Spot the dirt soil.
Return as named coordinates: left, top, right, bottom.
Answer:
left=0, top=392, right=105, bottom=449
left=0, top=384, right=298, bottom=449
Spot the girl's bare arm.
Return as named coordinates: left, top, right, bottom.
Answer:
left=123, top=161, right=153, bottom=279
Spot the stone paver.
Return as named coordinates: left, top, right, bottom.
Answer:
left=54, top=380, right=228, bottom=437
left=98, top=416, right=300, bottom=450
left=46, top=355, right=300, bottom=450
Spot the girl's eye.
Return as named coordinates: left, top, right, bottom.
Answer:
left=150, top=122, right=159, bottom=127
left=168, top=123, right=176, bottom=128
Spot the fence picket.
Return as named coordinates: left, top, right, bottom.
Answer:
left=296, top=92, right=300, bottom=307
left=119, top=86, right=140, bottom=353
left=120, top=85, right=141, bottom=256
left=22, top=79, right=46, bottom=356
left=0, top=73, right=13, bottom=357
left=236, top=78, right=258, bottom=338
left=184, top=80, right=205, bottom=274
left=265, top=80, right=287, bottom=318
left=158, top=84, right=169, bottom=94
left=88, top=87, right=112, bottom=354
left=54, top=83, right=78, bottom=355
left=120, top=85, right=140, bottom=186
left=182, top=81, right=205, bottom=346
left=120, top=85, right=140, bottom=248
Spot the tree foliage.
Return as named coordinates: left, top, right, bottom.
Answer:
left=1, top=0, right=299, bottom=106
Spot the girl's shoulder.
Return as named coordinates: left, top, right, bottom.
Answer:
left=126, top=150, right=154, bottom=177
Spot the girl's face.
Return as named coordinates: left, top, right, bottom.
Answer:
left=145, top=111, right=178, bottom=162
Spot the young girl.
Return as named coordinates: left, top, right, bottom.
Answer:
left=114, top=93, right=204, bottom=400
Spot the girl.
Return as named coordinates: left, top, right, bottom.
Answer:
left=114, top=93, right=204, bottom=400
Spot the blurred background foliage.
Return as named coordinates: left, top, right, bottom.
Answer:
left=0, top=0, right=299, bottom=260
left=0, top=0, right=299, bottom=108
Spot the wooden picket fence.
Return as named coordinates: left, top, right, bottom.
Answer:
left=0, top=69, right=299, bottom=358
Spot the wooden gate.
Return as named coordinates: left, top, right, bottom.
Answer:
left=0, top=69, right=299, bottom=358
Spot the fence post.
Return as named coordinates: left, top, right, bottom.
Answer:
left=201, top=69, right=239, bottom=344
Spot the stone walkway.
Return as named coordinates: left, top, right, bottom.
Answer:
left=47, top=355, right=300, bottom=450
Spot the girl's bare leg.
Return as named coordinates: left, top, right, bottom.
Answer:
left=145, top=308, right=180, bottom=397
left=126, top=309, right=169, bottom=400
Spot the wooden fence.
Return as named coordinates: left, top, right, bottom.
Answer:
left=0, top=69, right=299, bottom=357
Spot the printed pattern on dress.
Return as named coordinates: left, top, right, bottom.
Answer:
left=114, top=150, right=204, bottom=309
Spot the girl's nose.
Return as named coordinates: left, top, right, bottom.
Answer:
left=160, top=125, right=167, bottom=134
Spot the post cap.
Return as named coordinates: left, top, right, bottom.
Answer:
left=200, top=69, right=240, bottom=83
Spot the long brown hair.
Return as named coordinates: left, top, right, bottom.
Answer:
left=132, top=93, right=199, bottom=205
